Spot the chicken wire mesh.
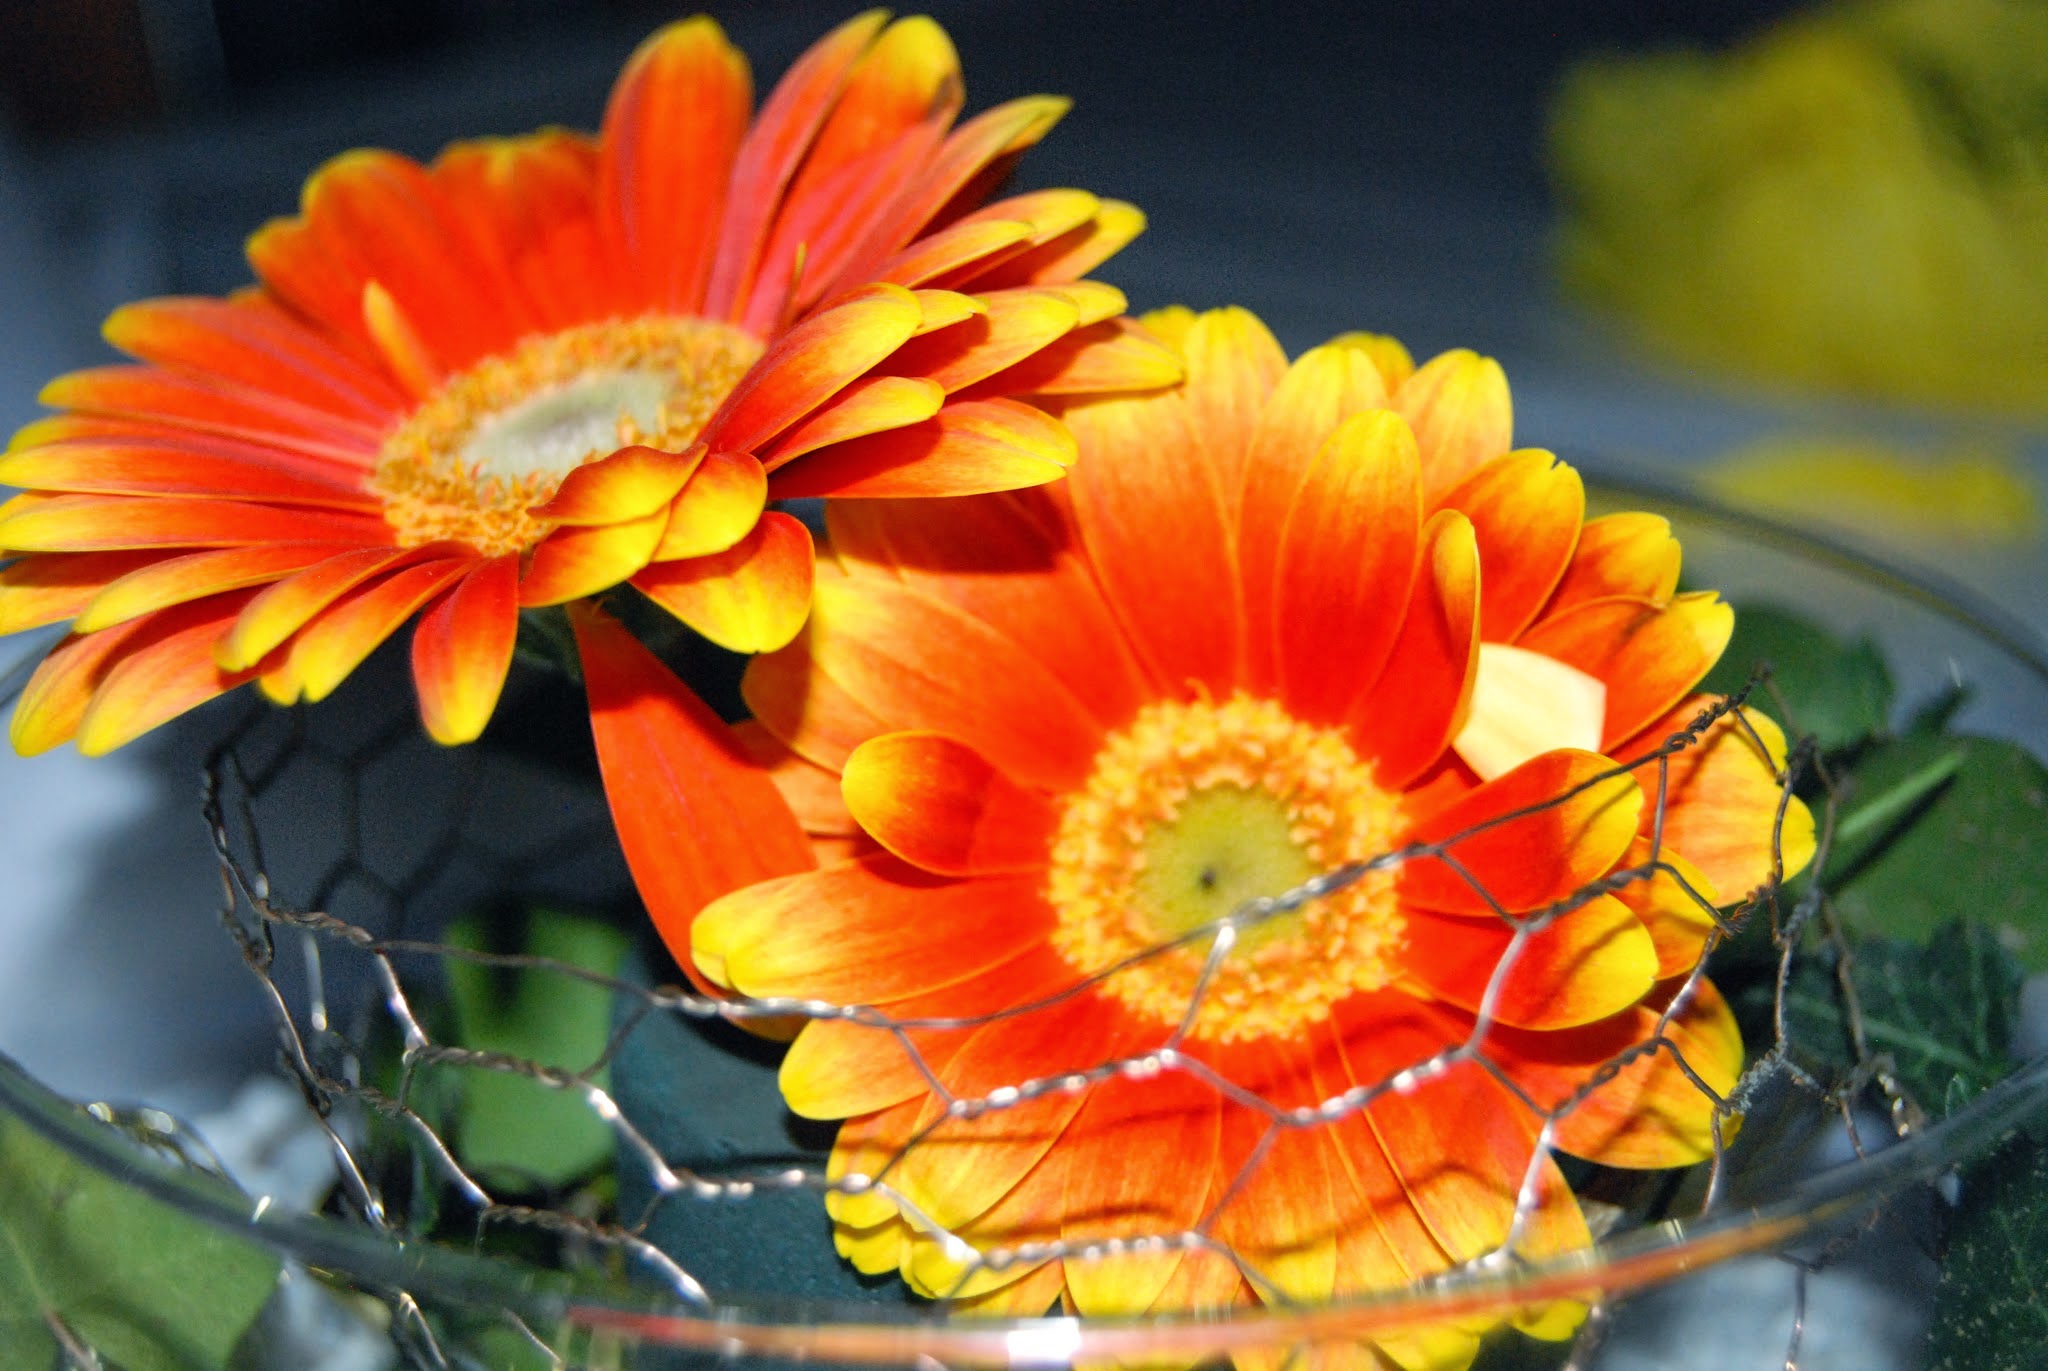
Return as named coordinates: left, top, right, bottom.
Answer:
left=4, top=488, right=2047, bottom=1371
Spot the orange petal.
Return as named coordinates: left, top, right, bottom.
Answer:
left=295, top=149, right=524, bottom=370
left=1062, top=392, right=1242, bottom=698
left=8, top=414, right=369, bottom=473
left=631, top=509, right=814, bottom=654
left=881, top=286, right=1080, bottom=393
left=962, top=199, right=1148, bottom=290
left=1609, top=835, right=1722, bottom=978
left=800, top=92, right=1059, bottom=317
left=1137, top=305, right=1196, bottom=351
left=825, top=491, right=1151, bottom=733
left=703, top=10, right=893, bottom=317
left=828, top=1095, right=929, bottom=1232
left=747, top=119, right=951, bottom=332
left=1301, top=1036, right=1459, bottom=1293
left=1395, top=349, right=1512, bottom=499
left=1178, top=306, right=1290, bottom=497
left=532, top=444, right=702, bottom=525
left=11, top=617, right=155, bottom=755
left=76, top=543, right=347, bottom=633
left=951, top=316, right=1184, bottom=400
left=427, top=132, right=599, bottom=317
left=1059, top=1066, right=1220, bottom=1317
left=1546, top=511, right=1682, bottom=614
left=0, top=550, right=164, bottom=635
left=873, top=217, right=1039, bottom=289
left=903, top=1139, right=1073, bottom=1301
left=573, top=605, right=815, bottom=986
left=947, top=1257, right=1064, bottom=1316
left=841, top=731, right=1058, bottom=876
left=1519, top=593, right=1735, bottom=748
left=218, top=544, right=437, bottom=671
left=774, top=575, right=1103, bottom=791
left=74, top=590, right=265, bottom=756
left=281, top=558, right=472, bottom=703
left=1403, top=749, right=1643, bottom=916
left=767, top=15, right=963, bottom=295
left=1336, top=998, right=1585, bottom=1268
left=0, top=434, right=378, bottom=506
left=0, top=493, right=389, bottom=553
left=1209, top=1057, right=1338, bottom=1304
left=904, top=287, right=988, bottom=335
left=895, top=994, right=1120, bottom=1233
left=1273, top=410, right=1423, bottom=724
left=768, top=397, right=1073, bottom=500
left=1329, top=330, right=1415, bottom=393
left=743, top=615, right=900, bottom=775
left=516, top=505, right=669, bottom=607
left=781, top=944, right=1078, bottom=1120
left=1628, top=695, right=1816, bottom=898
left=756, top=376, right=944, bottom=469
left=1401, top=896, right=1657, bottom=1029
left=731, top=717, right=855, bottom=834
left=39, top=365, right=379, bottom=456
left=1489, top=979, right=1742, bottom=1169
left=652, top=450, right=767, bottom=560
left=360, top=280, right=443, bottom=400
left=409, top=554, right=517, bottom=745
left=102, top=294, right=403, bottom=421
left=705, top=283, right=924, bottom=454
left=599, top=15, right=752, bottom=313
left=902, top=94, right=1068, bottom=240
left=1238, top=342, right=1390, bottom=690
left=693, top=853, right=1052, bottom=1004
left=1438, top=449, right=1583, bottom=642
left=947, top=188, right=1103, bottom=264
left=1345, top=510, right=1480, bottom=790
left=1039, top=280, right=1128, bottom=328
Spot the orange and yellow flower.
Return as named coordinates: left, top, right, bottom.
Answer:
left=0, top=10, right=1175, bottom=755
left=578, top=308, right=1812, bottom=1367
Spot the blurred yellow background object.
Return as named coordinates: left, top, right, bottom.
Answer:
left=1701, top=434, right=2042, bottom=546
left=1549, top=0, right=2048, bottom=415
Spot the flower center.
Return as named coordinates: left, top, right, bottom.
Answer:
left=1046, top=694, right=1406, bottom=1043
left=369, top=316, right=763, bottom=556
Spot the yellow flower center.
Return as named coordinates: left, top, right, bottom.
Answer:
left=369, top=316, right=763, bottom=556
left=1046, top=694, right=1406, bottom=1043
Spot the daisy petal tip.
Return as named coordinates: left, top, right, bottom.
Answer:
left=1136, top=305, right=1197, bottom=353
left=9, top=701, right=72, bottom=758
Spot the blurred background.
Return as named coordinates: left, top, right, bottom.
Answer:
left=0, top=3, right=2042, bottom=1366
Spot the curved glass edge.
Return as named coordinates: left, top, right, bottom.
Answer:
left=4, top=1047, right=2043, bottom=1364
left=1576, top=462, right=2048, bottom=690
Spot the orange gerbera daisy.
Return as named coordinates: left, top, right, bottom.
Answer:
left=578, top=307, right=1813, bottom=1366
left=0, top=11, right=1175, bottom=755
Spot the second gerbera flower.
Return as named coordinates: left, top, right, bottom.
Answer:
left=586, top=307, right=1812, bottom=1363
left=0, top=11, right=1174, bottom=754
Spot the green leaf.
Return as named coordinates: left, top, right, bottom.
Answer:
left=1823, top=733, right=2048, bottom=969
left=444, top=908, right=630, bottom=1189
left=0, top=1113, right=280, bottom=1371
left=1779, top=920, right=2024, bottom=1117
left=1700, top=604, right=1893, bottom=750
left=1926, top=1134, right=2048, bottom=1371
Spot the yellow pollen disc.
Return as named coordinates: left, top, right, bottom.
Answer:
left=368, top=315, right=763, bottom=556
left=1046, top=694, right=1406, bottom=1043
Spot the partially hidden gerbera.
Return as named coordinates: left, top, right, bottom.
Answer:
left=0, top=10, right=1174, bottom=755
left=576, top=307, right=1813, bottom=1368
